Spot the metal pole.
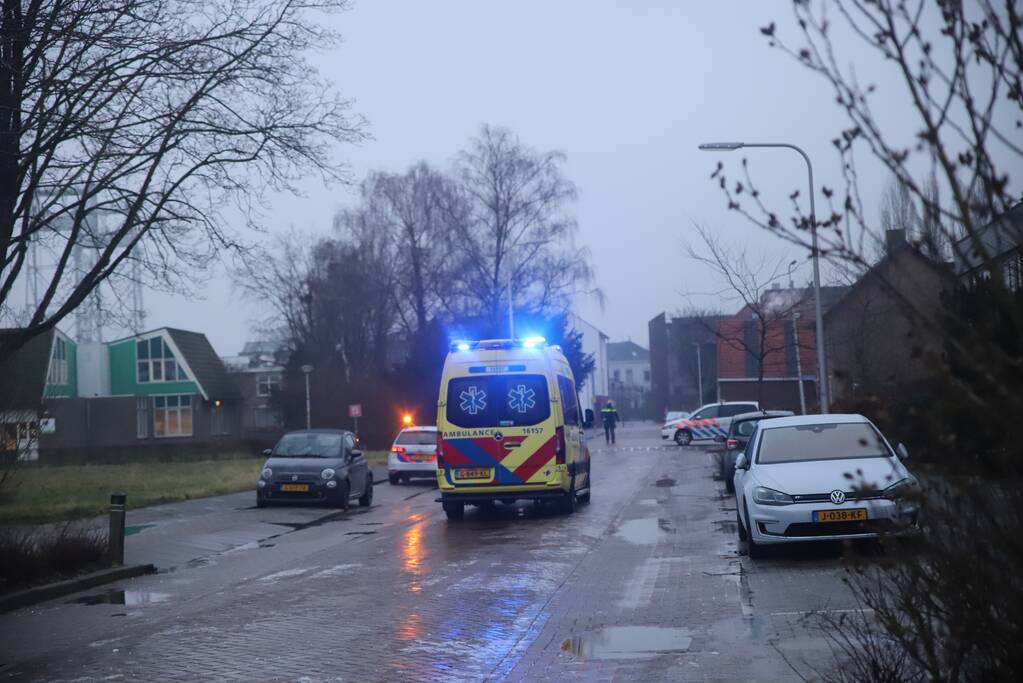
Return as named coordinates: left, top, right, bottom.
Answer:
left=694, top=342, right=703, bottom=405
left=507, top=269, right=514, bottom=339
left=792, top=313, right=807, bottom=415
left=108, top=492, right=127, bottom=565
left=800, top=149, right=829, bottom=413
left=301, top=366, right=312, bottom=429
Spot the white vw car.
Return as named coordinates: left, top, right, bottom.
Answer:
left=733, top=414, right=919, bottom=557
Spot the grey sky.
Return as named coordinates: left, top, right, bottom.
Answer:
left=146, top=0, right=910, bottom=356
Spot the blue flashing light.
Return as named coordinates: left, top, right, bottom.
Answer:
left=456, top=342, right=471, bottom=352
left=522, top=335, right=546, bottom=348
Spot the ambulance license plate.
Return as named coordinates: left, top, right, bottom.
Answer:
left=281, top=484, right=309, bottom=492
left=813, top=508, right=867, bottom=523
left=455, top=467, right=491, bottom=480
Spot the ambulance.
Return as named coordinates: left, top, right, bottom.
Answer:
left=435, top=337, right=591, bottom=520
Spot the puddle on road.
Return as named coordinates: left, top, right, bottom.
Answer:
left=654, top=477, right=676, bottom=488
left=70, top=590, right=170, bottom=606
left=715, top=519, right=739, bottom=535
left=616, top=518, right=674, bottom=544
left=561, top=626, right=693, bottom=660
left=124, top=523, right=156, bottom=536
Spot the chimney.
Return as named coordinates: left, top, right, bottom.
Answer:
left=885, top=228, right=907, bottom=254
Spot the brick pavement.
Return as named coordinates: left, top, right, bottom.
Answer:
left=0, top=425, right=858, bottom=682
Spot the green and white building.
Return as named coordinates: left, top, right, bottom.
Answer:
left=1, top=327, right=242, bottom=462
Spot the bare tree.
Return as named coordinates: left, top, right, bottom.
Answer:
left=359, top=162, right=460, bottom=336
left=0, top=0, right=365, bottom=363
left=686, top=225, right=813, bottom=405
left=714, top=2, right=1023, bottom=680
left=449, top=125, right=598, bottom=329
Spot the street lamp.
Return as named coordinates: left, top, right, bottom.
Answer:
left=300, top=364, right=313, bottom=429
left=698, top=141, right=830, bottom=413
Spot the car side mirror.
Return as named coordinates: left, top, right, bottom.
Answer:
left=714, top=435, right=726, bottom=443
left=349, top=449, right=363, bottom=461
left=735, top=453, right=749, bottom=470
left=896, top=443, right=909, bottom=460
left=262, top=448, right=272, bottom=457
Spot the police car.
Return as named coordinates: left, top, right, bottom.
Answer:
left=668, top=401, right=759, bottom=446
left=388, top=425, right=439, bottom=484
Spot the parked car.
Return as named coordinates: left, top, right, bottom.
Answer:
left=717, top=410, right=795, bottom=493
left=389, top=425, right=438, bottom=484
left=256, top=429, right=373, bottom=509
left=669, top=401, right=759, bottom=446
left=660, top=411, right=690, bottom=439
left=733, top=414, right=919, bottom=558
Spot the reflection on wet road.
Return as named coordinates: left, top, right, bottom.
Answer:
left=1, top=424, right=866, bottom=682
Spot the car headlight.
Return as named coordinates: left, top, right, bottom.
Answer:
left=261, top=467, right=272, bottom=480
left=753, top=486, right=794, bottom=506
left=883, top=478, right=911, bottom=500
left=321, top=468, right=336, bottom=480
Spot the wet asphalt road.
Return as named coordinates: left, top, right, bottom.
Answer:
left=0, top=424, right=869, bottom=682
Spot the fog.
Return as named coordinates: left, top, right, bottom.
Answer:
left=144, top=0, right=911, bottom=355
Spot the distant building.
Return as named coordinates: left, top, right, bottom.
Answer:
left=649, top=313, right=723, bottom=415
left=826, top=230, right=955, bottom=400
left=716, top=285, right=848, bottom=412
left=0, top=327, right=242, bottom=463
left=569, top=314, right=609, bottom=415
left=223, top=341, right=286, bottom=442
left=607, top=341, right=652, bottom=419
left=953, top=200, right=1022, bottom=290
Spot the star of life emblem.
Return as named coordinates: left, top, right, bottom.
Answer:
left=508, top=385, right=536, bottom=413
left=459, top=386, right=488, bottom=415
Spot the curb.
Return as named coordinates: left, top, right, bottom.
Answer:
left=0, top=563, right=156, bottom=615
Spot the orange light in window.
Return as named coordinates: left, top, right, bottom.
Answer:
left=214, top=399, right=222, bottom=408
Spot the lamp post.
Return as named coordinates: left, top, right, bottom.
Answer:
left=698, top=141, right=830, bottom=413
left=301, top=364, right=313, bottom=429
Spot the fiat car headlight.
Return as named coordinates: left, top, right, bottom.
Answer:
left=321, top=468, right=336, bottom=480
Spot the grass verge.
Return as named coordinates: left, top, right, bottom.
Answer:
left=0, top=452, right=389, bottom=524
left=0, top=525, right=110, bottom=593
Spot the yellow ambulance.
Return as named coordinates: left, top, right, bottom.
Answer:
left=435, top=337, right=592, bottom=520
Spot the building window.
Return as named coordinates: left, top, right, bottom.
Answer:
left=613, top=369, right=621, bottom=380
left=625, top=368, right=634, bottom=383
left=153, top=395, right=193, bottom=437
left=48, top=337, right=68, bottom=385
left=254, top=406, right=281, bottom=430
left=1004, top=252, right=1022, bottom=292
left=211, top=403, right=230, bottom=436
left=137, top=336, right=188, bottom=384
left=644, top=370, right=650, bottom=382
left=136, top=396, right=149, bottom=439
left=256, top=374, right=281, bottom=397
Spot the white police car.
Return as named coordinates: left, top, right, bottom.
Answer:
left=388, top=425, right=438, bottom=484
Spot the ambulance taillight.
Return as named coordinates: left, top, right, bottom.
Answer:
left=555, top=426, right=566, bottom=465
left=436, top=431, right=445, bottom=469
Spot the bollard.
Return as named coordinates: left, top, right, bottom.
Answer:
left=108, top=491, right=127, bottom=565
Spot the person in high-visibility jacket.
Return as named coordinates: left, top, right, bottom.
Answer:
left=601, top=401, right=620, bottom=445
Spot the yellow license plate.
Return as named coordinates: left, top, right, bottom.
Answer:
left=455, top=467, right=491, bottom=480
left=814, top=508, right=867, bottom=523
left=281, top=483, right=309, bottom=492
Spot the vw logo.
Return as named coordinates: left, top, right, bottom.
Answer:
left=291, top=475, right=298, bottom=482
left=830, top=490, right=846, bottom=505
left=493, top=432, right=504, bottom=441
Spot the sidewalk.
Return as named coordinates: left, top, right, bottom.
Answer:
left=12, top=465, right=388, bottom=573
